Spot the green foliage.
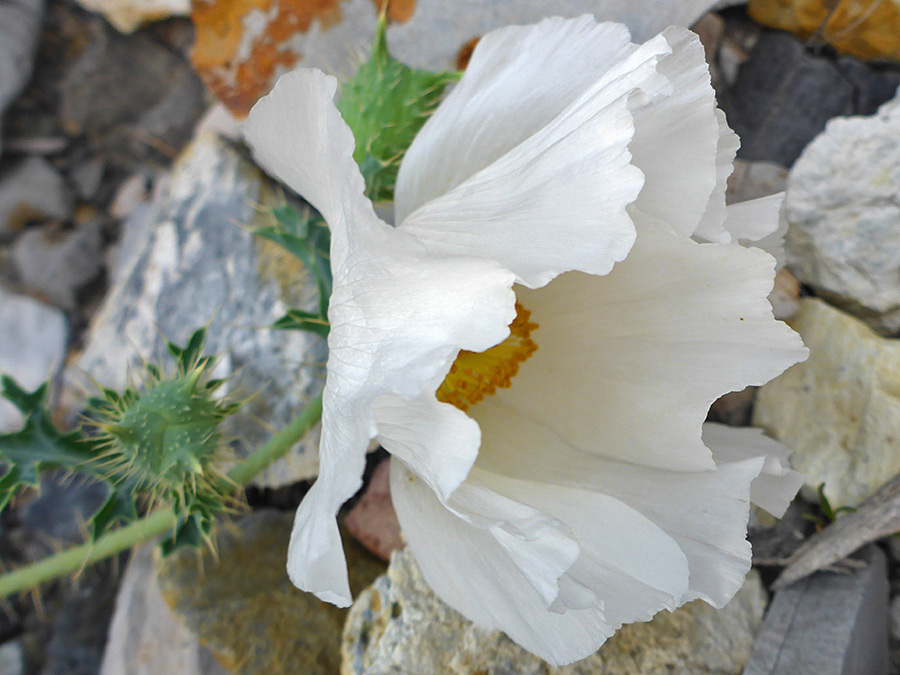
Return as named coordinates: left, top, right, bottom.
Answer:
left=337, top=15, right=459, bottom=203
left=0, top=377, right=97, bottom=511
left=802, top=483, right=857, bottom=530
left=0, top=328, right=241, bottom=552
left=254, top=205, right=332, bottom=337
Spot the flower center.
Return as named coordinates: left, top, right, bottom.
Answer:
left=436, top=302, right=538, bottom=412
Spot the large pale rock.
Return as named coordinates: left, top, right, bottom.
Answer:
left=753, top=298, right=900, bottom=509
left=100, top=543, right=227, bottom=675
left=784, top=88, right=900, bottom=334
left=191, top=0, right=736, bottom=116
left=76, top=0, right=189, bottom=33
left=0, top=288, right=67, bottom=431
left=157, top=510, right=385, bottom=675
left=342, top=548, right=766, bottom=675
left=748, top=0, right=900, bottom=62
left=63, top=132, right=327, bottom=487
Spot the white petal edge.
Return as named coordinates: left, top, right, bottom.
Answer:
left=725, top=193, right=788, bottom=268
left=703, top=422, right=804, bottom=517
left=693, top=109, right=741, bottom=243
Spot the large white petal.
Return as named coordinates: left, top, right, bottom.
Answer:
left=398, top=32, right=679, bottom=287
left=395, top=16, right=639, bottom=220
left=392, top=460, right=664, bottom=666
left=493, top=216, right=807, bottom=472
left=703, top=422, right=804, bottom=517
left=628, top=27, right=722, bottom=238
left=725, top=194, right=788, bottom=267
left=245, top=67, right=518, bottom=605
left=471, top=402, right=764, bottom=607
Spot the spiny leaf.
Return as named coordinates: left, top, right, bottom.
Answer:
left=272, top=309, right=330, bottom=338
left=0, top=376, right=98, bottom=511
left=337, top=14, right=459, bottom=203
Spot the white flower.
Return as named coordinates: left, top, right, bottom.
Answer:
left=244, top=15, right=807, bottom=666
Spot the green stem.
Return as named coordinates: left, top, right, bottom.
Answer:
left=0, top=394, right=323, bottom=598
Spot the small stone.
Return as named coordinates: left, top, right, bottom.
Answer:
left=63, top=132, right=327, bottom=487
left=693, top=13, right=725, bottom=86
left=0, top=157, right=73, bottom=236
left=0, top=0, right=43, bottom=158
left=60, top=19, right=205, bottom=165
left=75, top=0, right=189, bottom=33
left=108, top=173, right=151, bottom=220
left=719, top=30, right=900, bottom=166
left=743, top=546, right=889, bottom=675
left=100, top=543, right=228, bottom=675
left=769, top=268, right=800, bottom=321
left=70, top=158, right=106, bottom=201
left=753, top=298, right=900, bottom=509
left=708, top=386, right=756, bottom=427
left=342, top=548, right=766, bottom=675
left=12, top=221, right=104, bottom=310
left=20, top=472, right=108, bottom=547
left=784, top=87, right=900, bottom=334
left=0, top=642, right=24, bottom=675
left=157, top=510, right=385, bottom=675
left=0, top=287, right=67, bottom=431
left=748, top=0, right=900, bottom=62
left=345, top=459, right=403, bottom=561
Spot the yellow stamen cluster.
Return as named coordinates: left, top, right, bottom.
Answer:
left=436, top=302, right=539, bottom=411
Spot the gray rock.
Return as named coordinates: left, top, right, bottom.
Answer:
left=719, top=30, right=900, bottom=167
left=156, top=510, right=385, bottom=675
left=40, top=558, right=123, bottom=675
left=0, top=642, right=24, bottom=675
left=63, top=132, right=327, bottom=487
left=99, top=543, right=228, bottom=675
left=0, top=0, right=44, bottom=158
left=784, top=87, right=900, bottom=335
left=0, top=287, right=67, bottom=431
left=342, top=548, right=766, bottom=675
left=12, top=221, right=104, bottom=310
left=753, top=298, right=900, bottom=509
left=70, top=158, right=106, bottom=201
left=60, top=19, right=204, bottom=165
left=20, top=472, right=108, bottom=546
left=743, top=546, right=888, bottom=675
left=0, top=157, right=74, bottom=237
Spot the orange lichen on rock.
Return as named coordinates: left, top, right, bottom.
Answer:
left=748, top=0, right=900, bottom=61
left=371, top=0, right=415, bottom=23
left=190, top=0, right=343, bottom=117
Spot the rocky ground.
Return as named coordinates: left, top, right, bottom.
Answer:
left=1, top=0, right=900, bottom=673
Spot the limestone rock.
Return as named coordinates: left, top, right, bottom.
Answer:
left=76, top=0, right=189, bottom=33
left=100, top=543, right=227, bottom=675
left=342, top=548, right=766, bottom=675
left=784, top=88, right=900, bottom=334
left=748, top=0, right=900, bottom=62
left=63, top=132, right=327, bottom=487
left=0, top=288, right=67, bottom=431
left=157, top=510, right=385, bottom=675
left=753, top=298, right=900, bottom=509
left=0, top=157, right=73, bottom=236
left=191, top=0, right=736, bottom=116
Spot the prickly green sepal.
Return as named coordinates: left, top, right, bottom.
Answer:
left=337, top=14, right=459, bottom=203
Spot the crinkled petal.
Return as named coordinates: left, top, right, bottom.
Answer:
left=471, top=402, right=763, bottom=606
left=694, top=109, right=741, bottom=243
left=496, top=216, right=807, bottom=471
left=725, top=194, right=787, bottom=267
left=703, top=422, right=804, bottom=517
left=245, top=66, right=517, bottom=605
left=396, top=16, right=638, bottom=219
left=627, top=27, right=722, bottom=238
left=391, top=460, right=675, bottom=667
left=399, top=28, right=679, bottom=287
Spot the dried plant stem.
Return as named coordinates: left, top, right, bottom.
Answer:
left=0, top=394, right=323, bottom=598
